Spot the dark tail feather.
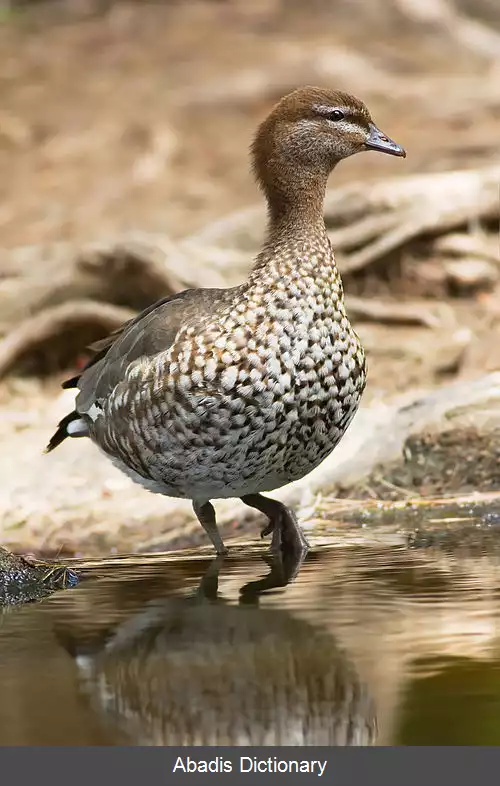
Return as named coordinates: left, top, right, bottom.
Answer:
left=44, top=411, right=82, bottom=454
left=61, top=375, right=81, bottom=390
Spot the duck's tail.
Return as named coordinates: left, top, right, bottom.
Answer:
left=44, top=411, right=89, bottom=454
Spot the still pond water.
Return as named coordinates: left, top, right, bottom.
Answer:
left=2, top=505, right=500, bottom=745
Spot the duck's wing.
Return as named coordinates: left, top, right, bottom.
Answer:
left=72, top=287, right=228, bottom=415
left=45, top=286, right=229, bottom=453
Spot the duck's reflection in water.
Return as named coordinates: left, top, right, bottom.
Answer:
left=57, top=550, right=377, bottom=746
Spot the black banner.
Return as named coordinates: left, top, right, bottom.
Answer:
left=0, top=747, right=495, bottom=785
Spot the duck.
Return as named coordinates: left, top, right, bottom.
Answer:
left=46, top=86, right=405, bottom=556
left=57, top=558, right=376, bottom=746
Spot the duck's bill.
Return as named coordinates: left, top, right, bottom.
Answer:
left=365, top=123, right=406, bottom=157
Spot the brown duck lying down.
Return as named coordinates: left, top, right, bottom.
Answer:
left=46, top=87, right=405, bottom=557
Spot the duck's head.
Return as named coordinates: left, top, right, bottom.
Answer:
left=252, top=86, right=405, bottom=202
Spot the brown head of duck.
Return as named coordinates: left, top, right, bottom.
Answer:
left=252, top=86, right=405, bottom=230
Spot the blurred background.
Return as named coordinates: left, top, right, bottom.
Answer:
left=0, top=0, right=498, bottom=244
left=0, top=0, right=499, bottom=555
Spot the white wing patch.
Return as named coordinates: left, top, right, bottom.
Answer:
left=67, top=418, right=90, bottom=437
left=84, top=402, right=103, bottom=423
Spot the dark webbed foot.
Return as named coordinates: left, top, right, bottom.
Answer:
left=240, top=548, right=307, bottom=601
left=240, top=493, right=309, bottom=556
left=192, top=501, right=229, bottom=555
left=191, top=548, right=305, bottom=608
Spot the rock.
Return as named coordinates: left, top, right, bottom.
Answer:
left=0, top=547, right=79, bottom=607
left=258, top=371, right=500, bottom=519
left=299, top=371, right=500, bottom=505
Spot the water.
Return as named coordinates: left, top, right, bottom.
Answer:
left=2, top=510, right=500, bottom=745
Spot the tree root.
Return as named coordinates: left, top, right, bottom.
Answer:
left=345, top=296, right=446, bottom=328
left=189, top=166, right=500, bottom=277
left=188, top=165, right=500, bottom=326
left=0, top=300, right=135, bottom=380
left=0, top=165, right=498, bottom=378
left=0, top=232, right=228, bottom=333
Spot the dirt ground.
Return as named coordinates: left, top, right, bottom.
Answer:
left=0, top=0, right=499, bottom=555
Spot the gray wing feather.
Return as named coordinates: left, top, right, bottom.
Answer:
left=75, top=287, right=228, bottom=414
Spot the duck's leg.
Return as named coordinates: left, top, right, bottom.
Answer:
left=192, top=501, right=229, bottom=555
left=239, top=549, right=308, bottom=604
left=194, top=554, right=227, bottom=601
left=240, top=494, right=309, bottom=555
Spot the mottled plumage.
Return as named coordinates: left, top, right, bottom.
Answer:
left=47, top=86, right=405, bottom=555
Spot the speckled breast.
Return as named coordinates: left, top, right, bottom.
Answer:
left=93, top=245, right=367, bottom=501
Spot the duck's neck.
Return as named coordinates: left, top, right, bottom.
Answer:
left=270, top=178, right=327, bottom=234
left=251, top=171, right=330, bottom=272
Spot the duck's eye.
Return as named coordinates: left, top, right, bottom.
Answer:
left=327, top=110, right=345, bottom=122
